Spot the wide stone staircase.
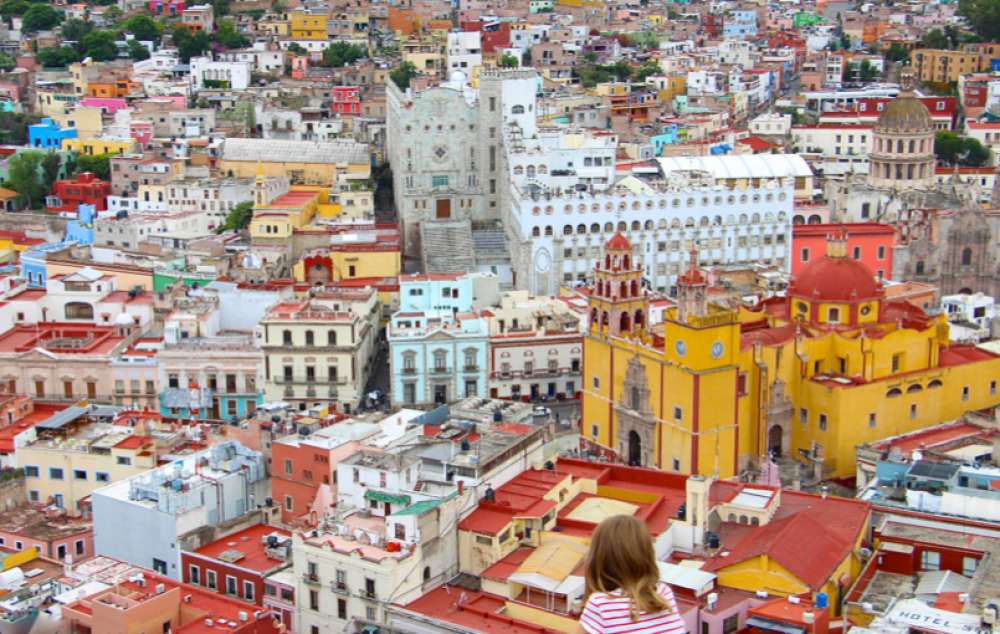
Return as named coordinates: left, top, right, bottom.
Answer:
left=420, top=220, right=476, bottom=273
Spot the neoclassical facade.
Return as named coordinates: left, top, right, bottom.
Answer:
left=867, top=72, right=936, bottom=190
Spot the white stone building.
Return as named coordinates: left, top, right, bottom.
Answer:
left=188, top=57, right=251, bottom=91
left=386, top=68, right=539, bottom=255
left=791, top=124, right=872, bottom=176
left=504, top=152, right=800, bottom=295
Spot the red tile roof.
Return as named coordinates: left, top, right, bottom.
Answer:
left=402, top=585, right=565, bottom=634
left=190, top=524, right=291, bottom=575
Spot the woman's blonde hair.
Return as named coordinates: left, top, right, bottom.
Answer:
left=583, top=514, right=670, bottom=620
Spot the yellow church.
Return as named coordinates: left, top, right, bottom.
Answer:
left=582, top=233, right=1000, bottom=479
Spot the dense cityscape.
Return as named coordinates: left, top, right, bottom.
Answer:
left=0, top=0, right=995, bottom=632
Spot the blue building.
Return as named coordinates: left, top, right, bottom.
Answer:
left=723, top=10, right=757, bottom=39
left=388, top=272, right=498, bottom=407
left=28, top=118, right=77, bottom=150
left=65, top=203, right=96, bottom=244
left=388, top=311, right=489, bottom=407
left=20, top=241, right=72, bottom=288
left=650, top=124, right=680, bottom=155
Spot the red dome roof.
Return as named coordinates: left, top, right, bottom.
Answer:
left=789, top=255, right=883, bottom=302
left=605, top=233, right=632, bottom=250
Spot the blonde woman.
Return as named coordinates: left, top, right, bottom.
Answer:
left=577, top=515, right=686, bottom=634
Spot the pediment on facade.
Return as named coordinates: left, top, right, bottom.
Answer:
left=17, top=348, right=59, bottom=362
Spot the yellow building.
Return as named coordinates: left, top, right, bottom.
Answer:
left=582, top=234, right=1000, bottom=479
left=19, top=419, right=157, bottom=514
left=288, top=9, right=328, bottom=39
left=52, top=107, right=104, bottom=139
left=61, top=137, right=135, bottom=156
left=910, top=48, right=990, bottom=84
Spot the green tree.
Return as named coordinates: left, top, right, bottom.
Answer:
left=633, top=59, right=661, bottom=81
left=172, top=25, right=210, bottom=62
left=121, top=14, right=162, bottom=41
left=859, top=59, right=878, bottom=82
left=0, top=112, right=38, bottom=145
left=74, top=153, right=112, bottom=180
left=839, top=31, right=851, bottom=50
left=59, top=17, right=93, bottom=43
left=321, top=41, right=364, bottom=67
left=286, top=42, right=306, bottom=55
left=498, top=52, right=519, bottom=68
left=212, top=0, right=230, bottom=15
left=630, top=30, right=660, bottom=50
left=41, top=151, right=61, bottom=192
left=36, top=46, right=81, bottom=68
left=217, top=201, right=254, bottom=232
left=959, top=0, right=1000, bottom=40
left=389, top=61, right=418, bottom=89
left=935, top=131, right=992, bottom=166
left=884, top=42, right=909, bottom=62
left=962, top=136, right=991, bottom=166
left=127, top=39, right=150, bottom=61
left=103, top=5, right=122, bottom=21
left=21, top=4, right=61, bottom=32
left=0, top=0, right=29, bottom=19
left=272, top=0, right=286, bottom=13
left=81, top=30, right=117, bottom=61
left=921, top=28, right=950, bottom=49
left=4, top=151, right=45, bottom=209
left=213, top=18, right=249, bottom=49
left=0, top=52, right=14, bottom=71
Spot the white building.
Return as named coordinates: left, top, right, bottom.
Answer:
left=218, top=45, right=285, bottom=74
left=791, top=124, right=873, bottom=175
left=941, top=292, right=997, bottom=343
left=165, top=176, right=288, bottom=218
left=749, top=112, right=792, bottom=137
left=485, top=291, right=583, bottom=401
left=446, top=31, right=482, bottom=74
left=504, top=152, right=802, bottom=295
left=91, top=441, right=268, bottom=579
left=188, top=57, right=251, bottom=91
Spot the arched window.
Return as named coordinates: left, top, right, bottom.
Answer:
left=577, top=224, right=586, bottom=234
left=928, top=379, right=943, bottom=389
left=328, top=330, right=337, bottom=346
left=962, top=247, right=973, bottom=266
left=511, top=105, right=525, bottom=114
left=544, top=226, right=552, bottom=236
left=907, top=384, right=923, bottom=393
left=305, top=330, right=314, bottom=346
left=886, top=387, right=902, bottom=398
left=532, top=227, right=540, bottom=237
left=526, top=165, right=536, bottom=178
left=915, top=260, right=925, bottom=275
left=620, top=311, right=631, bottom=332
left=622, top=254, right=631, bottom=270
left=563, top=225, right=573, bottom=235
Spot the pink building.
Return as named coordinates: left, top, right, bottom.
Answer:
left=79, top=97, right=129, bottom=114
left=0, top=504, right=93, bottom=562
left=147, top=0, right=185, bottom=15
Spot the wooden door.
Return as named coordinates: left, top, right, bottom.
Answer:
left=435, top=198, right=450, bottom=219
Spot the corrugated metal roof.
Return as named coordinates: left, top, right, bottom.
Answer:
left=36, top=406, right=87, bottom=430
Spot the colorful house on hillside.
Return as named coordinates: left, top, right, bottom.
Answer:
left=28, top=118, right=77, bottom=149
left=45, top=172, right=111, bottom=215
left=147, top=0, right=184, bottom=15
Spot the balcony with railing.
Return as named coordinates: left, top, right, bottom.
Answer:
left=429, top=366, right=451, bottom=375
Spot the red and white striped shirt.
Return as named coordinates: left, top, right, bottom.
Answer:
left=580, top=583, right=686, bottom=634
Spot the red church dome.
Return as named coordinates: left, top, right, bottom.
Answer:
left=789, top=254, right=883, bottom=302
left=605, top=233, right=632, bottom=250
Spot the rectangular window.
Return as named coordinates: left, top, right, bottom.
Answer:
left=95, top=472, right=110, bottom=482
left=284, top=495, right=293, bottom=512
left=818, top=414, right=827, bottom=431
left=891, top=354, right=902, bottom=373
left=992, top=380, right=997, bottom=396
left=284, top=459, right=293, bottom=475
left=75, top=539, right=84, bottom=555
left=73, top=469, right=87, bottom=480
left=189, top=565, right=200, bottom=585
left=116, top=456, right=132, bottom=466
left=206, top=570, right=217, bottom=590
left=801, top=247, right=810, bottom=262
left=24, top=466, right=38, bottom=477
left=310, top=589, right=319, bottom=611
left=49, top=468, right=64, bottom=480
left=225, top=575, right=237, bottom=596
left=877, top=245, right=886, bottom=260
left=337, top=598, right=347, bottom=619
left=243, top=580, right=254, bottom=602
left=910, top=403, right=917, bottom=420
left=431, top=175, right=449, bottom=188
left=868, top=413, right=876, bottom=428
left=673, top=406, right=682, bottom=421
left=921, top=550, right=941, bottom=570
left=963, top=556, right=978, bottom=577
left=962, top=386, right=970, bottom=401
left=799, top=408, right=808, bottom=425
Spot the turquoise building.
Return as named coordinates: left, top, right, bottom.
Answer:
left=388, top=273, right=495, bottom=407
